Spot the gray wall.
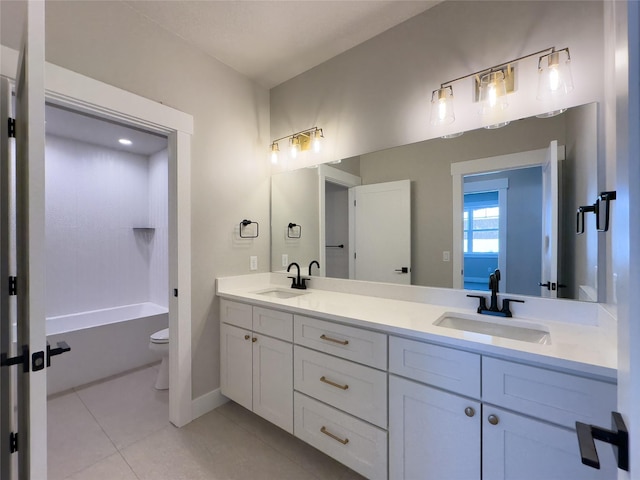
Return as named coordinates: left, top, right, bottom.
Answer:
left=271, top=1, right=604, bottom=168
left=358, top=115, right=565, bottom=289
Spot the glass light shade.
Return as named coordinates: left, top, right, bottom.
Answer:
left=430, top=87, right=455, bottom=125
left=289, top=136, right=300, bottom=158
left=312, top=129, right=324, bottom=153
left=478, top=71, right=508, bottom=115
left=270, top=142, right=279, bottom=164
left=537, top=49, right=573, bottom=100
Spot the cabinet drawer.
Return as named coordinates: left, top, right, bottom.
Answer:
left=294, top=346, right=387, bottom=428
left=482, top=357, right=617, bottom=429
left=389, top=336, right=480, bottom=398
left=294, top=315, right=387, bottom=369
left=253, top=307, right=293, bottom=341
left=220, top=299, right=252, bottom=330
left=294, top=392, right=387, bottom=480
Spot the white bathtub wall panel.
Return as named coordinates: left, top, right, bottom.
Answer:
left=45, top=135, right=152, bottom=316
left=46, top=307, right=168, bottom=395
left=149, top=149, right=169, bottom=308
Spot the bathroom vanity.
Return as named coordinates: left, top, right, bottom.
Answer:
left=217, top=273, right=617, bottom=480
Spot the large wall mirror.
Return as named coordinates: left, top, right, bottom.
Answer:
left=271, top=103, right=599, bottom=302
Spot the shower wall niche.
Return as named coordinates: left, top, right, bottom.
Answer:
left=45, top=134, right=168, bottom=318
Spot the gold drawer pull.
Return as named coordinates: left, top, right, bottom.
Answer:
left=320, top=426, right=349, bottom=445
left=320, top=376, right=349, bottom=390
left=320, top=334, right=349, bottom=345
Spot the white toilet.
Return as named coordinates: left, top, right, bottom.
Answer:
left=149, top=328, right=169, bottom=390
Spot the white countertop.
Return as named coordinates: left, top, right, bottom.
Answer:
left=216, top=273, right=617, bottom=381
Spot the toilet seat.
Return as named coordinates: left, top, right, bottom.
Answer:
left=150, top=328, right=169, bottom=344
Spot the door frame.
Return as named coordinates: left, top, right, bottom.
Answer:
left=317, top=164, right=361, bottom=277
left=451, top=145, right=565, bottom=290
left=1, top=46, right=194, bottom=428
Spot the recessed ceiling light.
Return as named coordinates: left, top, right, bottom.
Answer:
left=119, top=138, right=132, bottom=146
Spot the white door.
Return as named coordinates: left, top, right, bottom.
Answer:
left=615, top=2, right=640, bottom=478
left=351, top=180, right=411, bottom=284
left=540, top=140, right=559, bottom=298
left=389, top=375, right=480, bottom=480
left=14, top=2, right=48, bottom=478
left=1, top=75, right=17, bottom=480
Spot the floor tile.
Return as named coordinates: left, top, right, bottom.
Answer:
left=64, top=452, right=139, bottom=480
left=47, top=391, right=117, bottom=480
left=121, top=424, right=232, bottom=480
left=75, top=366, right=169, bottom=449
left=215, top=402, right=365, bottom=479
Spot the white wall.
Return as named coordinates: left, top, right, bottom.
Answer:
left=3, top=0, right=272, bottom=399
left=45, top=135, right=152, bottom=317
left=149, top=149, right=168, bottom=308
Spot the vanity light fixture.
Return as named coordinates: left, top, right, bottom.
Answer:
left=430, top=46, right=573, bottom=128
left=269, top=126, right=324, bottom=163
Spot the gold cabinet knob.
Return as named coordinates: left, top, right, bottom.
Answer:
left=488, top=414, right=499, bottom=425
left=464, top=407, right=475, bottom=417
left=244, top=334, right=250, bottom=340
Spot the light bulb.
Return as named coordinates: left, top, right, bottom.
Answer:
left=270, top=142, right=279, bottom=164
left=312, top=129, right=323, bottom=153
left=430, top=87, right=454, bottom=126
left=479, top=71, right=507, bottom=115
left=290, top=136, right=300, bottom=158
left=537, top=49, right=573, bottom=100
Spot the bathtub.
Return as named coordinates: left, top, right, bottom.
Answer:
left=46, top=303, right=168, bottom=395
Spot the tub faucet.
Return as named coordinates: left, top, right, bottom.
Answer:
left=287, top=262, right=307, bottom=289
left=308, top=260, right=320, bottom=276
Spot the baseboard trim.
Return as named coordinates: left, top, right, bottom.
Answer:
left=191, top=388, right=229, bottom=420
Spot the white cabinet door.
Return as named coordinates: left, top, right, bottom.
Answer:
left=482, top=406, right=617, bottom=480
left=252, top=334, right=293, bottom=433
left=220, top=323, right=252, bottom=411
left=389, top=375, right=480, bottom=480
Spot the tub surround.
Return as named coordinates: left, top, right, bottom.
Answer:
left=216, top=273, right=616, bottom=379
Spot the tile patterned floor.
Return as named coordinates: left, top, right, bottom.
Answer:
left=48, top=365, right=365, bottom=480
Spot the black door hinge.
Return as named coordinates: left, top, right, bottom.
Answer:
left=8, top=276, right=16, bottom=296
left=9, top=432, right=18, bottom=453
left=8, top=118, right=15, bottom=138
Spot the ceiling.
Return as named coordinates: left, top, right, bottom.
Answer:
left=1, top=1, right=440, bottom=89
left=45, top=104, right=168, bottom=156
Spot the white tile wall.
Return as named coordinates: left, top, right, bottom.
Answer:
left=45, top=135, right=168, bottom=317
left=148, top=149, right=168, bottom=308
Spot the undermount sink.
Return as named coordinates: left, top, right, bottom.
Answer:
left=253, top=288, right=308, bottom=299
left=433, top=312, right=551, bottom=345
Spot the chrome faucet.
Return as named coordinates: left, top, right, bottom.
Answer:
left=467, top=269, right=524, bottom=317
left=287, top=262, right=307, bottom=289
left=308, top=260, right=320, bottom=276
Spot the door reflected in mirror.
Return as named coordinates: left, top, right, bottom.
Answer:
left=271, top=103, right=599, bottom=302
